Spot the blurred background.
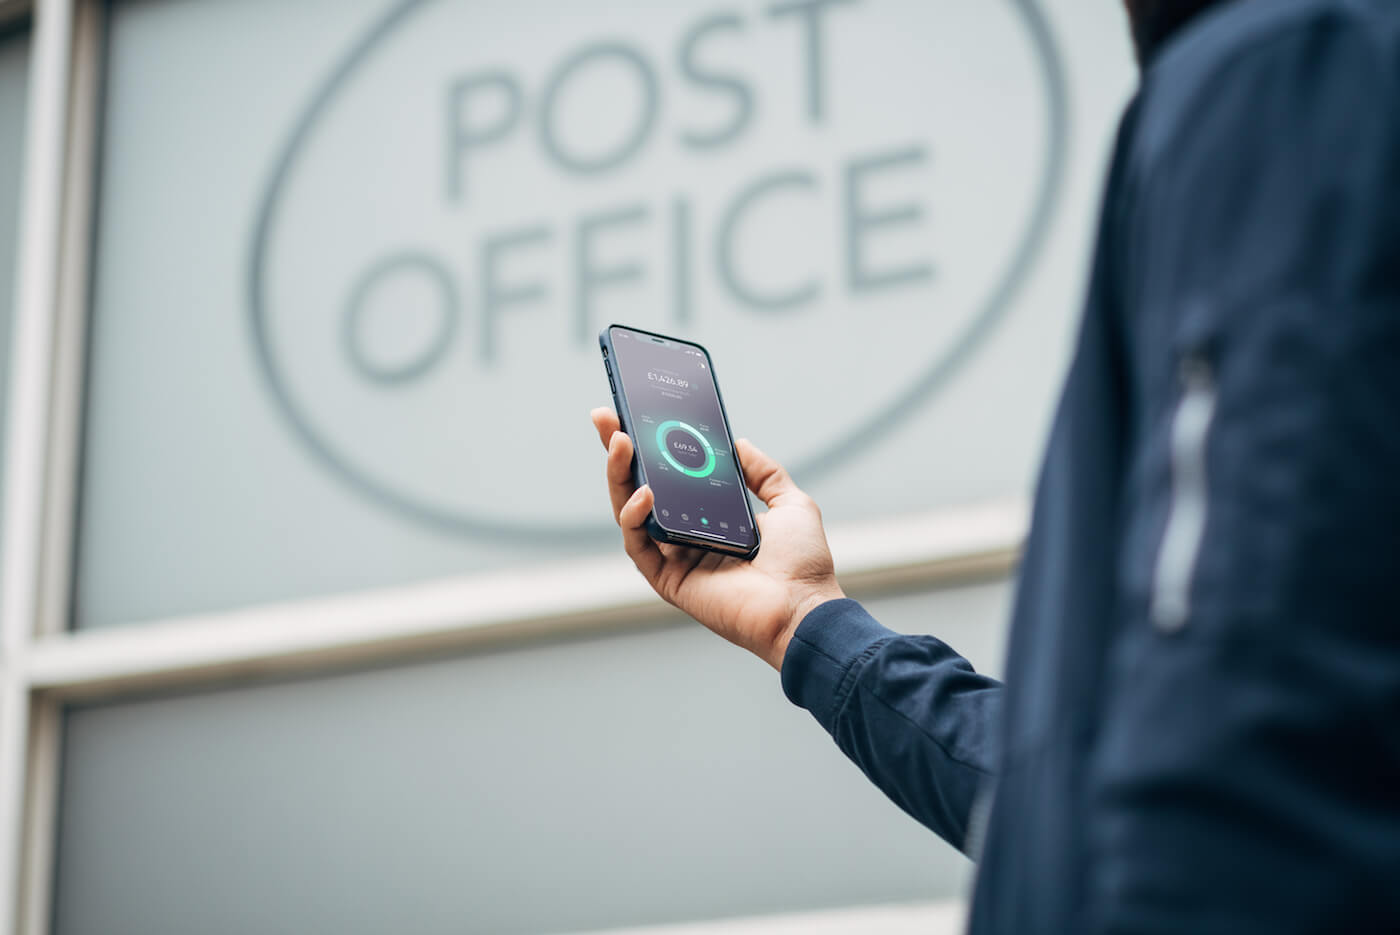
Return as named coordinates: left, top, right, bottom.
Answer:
left=0, top=0, right=1135, bottom=932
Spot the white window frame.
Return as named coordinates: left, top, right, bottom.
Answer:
left=0, top=1, right=1028, bottom=931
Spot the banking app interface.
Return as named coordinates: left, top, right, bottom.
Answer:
left=611, top=329, right=755, bottom=548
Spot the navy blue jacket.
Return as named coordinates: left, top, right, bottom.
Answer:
left=781, top=2, right=1400, bottom=931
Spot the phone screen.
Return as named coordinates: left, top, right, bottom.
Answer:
left=609, top=327, right=756, bottom=550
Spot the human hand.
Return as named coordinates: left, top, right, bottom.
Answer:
left=591, top=408, right=845, bottom=670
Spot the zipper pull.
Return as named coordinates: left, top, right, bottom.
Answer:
left=1151, top=355, right=1217, bottom=633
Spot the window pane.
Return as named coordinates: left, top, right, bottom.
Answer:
left=53, top=582, right=1008, bottom=935
left=0, top=25, right=30, bottom=563
left=75, top=0, right=1134, bottom=627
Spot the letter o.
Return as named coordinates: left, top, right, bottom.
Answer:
left=538, top=42, right=659, bottom=174
left=342, top=251, right=460, bottom=386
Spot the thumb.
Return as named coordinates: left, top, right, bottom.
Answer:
left=735, top=439, right=803, bottom=508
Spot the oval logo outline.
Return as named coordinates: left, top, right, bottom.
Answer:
left=247, top=0, right=1070, bottom=543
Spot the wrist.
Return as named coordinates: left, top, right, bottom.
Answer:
left=767, top=581, right=846, bottom=671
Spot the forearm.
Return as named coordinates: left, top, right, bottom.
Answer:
left=781, top=599, right=1003, bottom=852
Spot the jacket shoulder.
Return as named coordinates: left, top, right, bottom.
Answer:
left=1134, top=0, right=1400, bottom=169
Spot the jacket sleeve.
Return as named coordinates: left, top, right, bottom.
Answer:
left=780, top=599, right=1002, bottom=853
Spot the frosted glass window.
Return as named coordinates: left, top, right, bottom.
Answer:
left=54, top=582, right=1008, bottom=935
left=75, top=0, right=1133, bottom=627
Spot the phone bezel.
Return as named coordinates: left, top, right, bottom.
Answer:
left=599, top=323, right=761, bottom=560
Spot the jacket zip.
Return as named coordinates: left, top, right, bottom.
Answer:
left=1150, top=355, right=1217, bottom=633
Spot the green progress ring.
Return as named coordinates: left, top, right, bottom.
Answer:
left=655, top=420, right=716, bottom=478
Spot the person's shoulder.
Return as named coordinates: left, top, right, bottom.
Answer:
left=1160, top=0, right=1398, bottom=72
left=1134, top=0, right=1400, bottom=166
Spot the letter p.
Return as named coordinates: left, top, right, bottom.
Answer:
left=445, top=71, right=524, bottom=204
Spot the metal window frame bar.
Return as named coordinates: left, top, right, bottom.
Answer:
left=565, top=898, right=968, bottom=935
left=1, top=0, right=73, bottom=931
left=0, top=1, right=1029, bottom=931
left=24, top=497, right=1025, bottom=702
left=17, top=1, right=103, bottom=929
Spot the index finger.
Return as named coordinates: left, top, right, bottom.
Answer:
left=605, top=429, right=640, bottom=523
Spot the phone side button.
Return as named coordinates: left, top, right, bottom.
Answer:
left=609, top=376, right=616, bottom=393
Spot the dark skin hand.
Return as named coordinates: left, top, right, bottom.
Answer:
left=591, top=408, right=846, bottom=671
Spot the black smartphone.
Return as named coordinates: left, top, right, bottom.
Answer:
left=599, top=324, right=761, bottom=560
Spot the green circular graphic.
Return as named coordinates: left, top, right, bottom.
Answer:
left=655, top=421, right=716, bottom=478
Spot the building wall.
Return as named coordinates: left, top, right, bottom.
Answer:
left=0, top=23, right=30, bottom=547
left=0, top=1, right=1137, bottom=932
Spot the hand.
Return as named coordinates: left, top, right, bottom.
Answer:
left=591, top=407, right=845, bottom=670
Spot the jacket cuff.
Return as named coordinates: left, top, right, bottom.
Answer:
left=780, top=598, right=897, bottom=733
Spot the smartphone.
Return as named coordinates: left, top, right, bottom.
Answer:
left=599, top=324, right=761, bottom=560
